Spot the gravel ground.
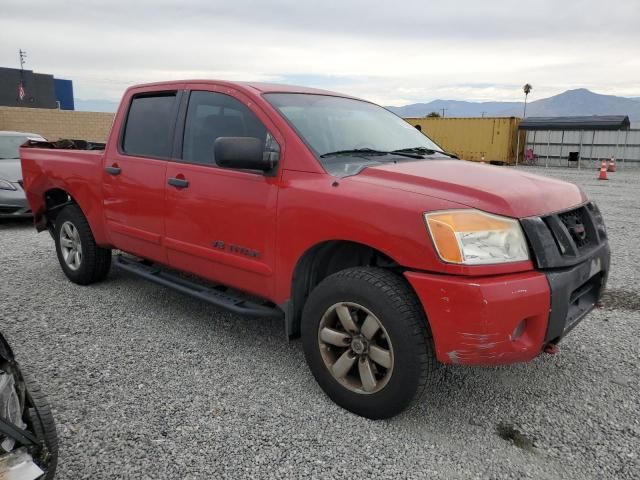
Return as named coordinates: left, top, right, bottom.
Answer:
left=1, top=165, right=638, bottom=479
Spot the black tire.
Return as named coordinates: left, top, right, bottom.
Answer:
left=301, top=267, right=435, bottom=419
left=22, top=372, right=58, bottom=480
left=54, top=204, right=111, bottom=285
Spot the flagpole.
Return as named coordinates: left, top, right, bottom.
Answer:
left=18, top=49, right=27, bottom=103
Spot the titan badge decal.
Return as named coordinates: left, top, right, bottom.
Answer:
left=212, top=240, right=260, bottom=258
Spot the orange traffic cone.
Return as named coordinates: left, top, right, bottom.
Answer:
left=598, top=160, right=608, bottom=180
left=607, top=156, right=616, bottom=172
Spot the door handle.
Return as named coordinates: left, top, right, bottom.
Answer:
left=105, top=166, right=121, bottom=175
left=168, top=177, right=189, bottom=189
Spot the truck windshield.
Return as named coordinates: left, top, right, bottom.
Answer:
left=264, top=93, right=446, bottom=177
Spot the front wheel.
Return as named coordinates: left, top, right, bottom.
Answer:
left=301, top=267, right=435, bottom=419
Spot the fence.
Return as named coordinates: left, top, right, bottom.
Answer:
left=523, top=129, right=640, bottom=168
left=0, top=106, right=115, bottom=142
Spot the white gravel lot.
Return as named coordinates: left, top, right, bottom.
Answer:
left=1, top=165, right=638, bottom=479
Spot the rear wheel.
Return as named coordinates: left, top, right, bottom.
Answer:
left=302, top=267, right=435, bottom=419
left=54, top=205, right=111, bottom=285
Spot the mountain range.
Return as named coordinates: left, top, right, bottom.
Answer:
left=386, top=89, right=640, bottom=120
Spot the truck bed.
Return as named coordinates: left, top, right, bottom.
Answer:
left=24, top=138, right=106, bottom=151
left=20, top=140, right=107, bottom=232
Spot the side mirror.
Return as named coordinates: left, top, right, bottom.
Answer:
left=214, top=136, right=276, bottom=171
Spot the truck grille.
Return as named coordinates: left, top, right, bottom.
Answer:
left=520, top=202, right=607, bottom=269
left=557, top=206, right=592, bottom=250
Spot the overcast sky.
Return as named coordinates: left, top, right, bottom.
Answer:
left=2, top=0, right=639, bottom=106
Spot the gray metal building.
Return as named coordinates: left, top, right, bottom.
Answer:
left=520, top=116, right=639, bottom=168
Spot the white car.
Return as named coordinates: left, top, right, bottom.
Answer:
left=0, top=131, right=45, bottom=218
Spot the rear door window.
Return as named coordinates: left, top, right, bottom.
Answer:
left=122, top=92, right=177, bottom=158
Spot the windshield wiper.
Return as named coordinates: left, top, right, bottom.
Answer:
left=320, top=148, right=423, bottom=159
left=391, top=147, right=458, bottom=159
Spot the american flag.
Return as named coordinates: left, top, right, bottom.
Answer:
left=18, top=82, right=25, bottom=101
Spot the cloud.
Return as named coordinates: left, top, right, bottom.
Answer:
left=1, top=0, right=639, bottom=105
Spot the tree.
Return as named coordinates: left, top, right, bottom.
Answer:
left=426, top=111, right=441, bottom=118
left=516, top=83, right=533, bottom=166
left=523, top=84, right=532, bottom=118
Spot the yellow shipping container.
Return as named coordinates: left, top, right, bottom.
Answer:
left=406, top=117, right=523, bottom=164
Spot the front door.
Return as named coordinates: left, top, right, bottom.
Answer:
left=164, top=88, right=282, bottom=299
left=102, top=89, right=181, bottom=263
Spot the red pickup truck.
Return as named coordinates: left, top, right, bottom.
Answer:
left=20, top=80, right=610, bottom=419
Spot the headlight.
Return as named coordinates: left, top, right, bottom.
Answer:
left=0, top=179, right=17, bottom=191
left=424, top=209, right=529, bottom=265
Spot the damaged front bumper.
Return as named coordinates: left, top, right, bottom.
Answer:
left=406, top=201, right=610, bottom=366
left=405, top=242, right=609, bottom=366
left=405, top=269, right=551, bottom=365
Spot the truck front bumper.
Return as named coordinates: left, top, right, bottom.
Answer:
left=405, top=243, right=609, bottom=365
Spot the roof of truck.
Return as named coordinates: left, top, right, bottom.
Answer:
left=128, top=79, right=358, bottom=99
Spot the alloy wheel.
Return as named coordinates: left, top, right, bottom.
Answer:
left=59, top=221, right=82, bottom=271
left=317, top=302, right=394, bottom=394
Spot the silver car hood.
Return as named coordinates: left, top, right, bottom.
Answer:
left=0, top=159, right=21, bottom=182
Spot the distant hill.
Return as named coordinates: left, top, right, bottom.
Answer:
left=498, top=89, right=640, bottom=119
left=387, top=99, right=522, bottom=118
left=387, top=89, right=640, bottom=120
left=75, top=99, right=119, bottom=113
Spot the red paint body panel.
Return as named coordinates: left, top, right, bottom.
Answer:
left=356, top=160, right=587, bottom=218
left=164, top=161, right=279, bottom=299
left=273, top=170, right=460, bottom=298
left=19, top=79, right=593, bottom=367
left=20, top=148, right=111, bottom=244
left=405, top=270, right=551, bottom=365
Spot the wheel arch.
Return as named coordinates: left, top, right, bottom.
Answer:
left=32, top=187, right=77, bottom=234
left=40, top=188, right=109, bottom=245
left=286, top=240, right=405, bottom=339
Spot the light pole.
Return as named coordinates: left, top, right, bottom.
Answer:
left=17, top=49, right=27, bottom=103
left=516, top=83, right=532, bottom=166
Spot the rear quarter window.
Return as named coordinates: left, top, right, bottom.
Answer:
left=122, top=92, right=177, bottom=158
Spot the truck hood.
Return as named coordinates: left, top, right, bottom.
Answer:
left=352, top=159, right=586, bottom=218
left=0, top=159, right=21, bottom=182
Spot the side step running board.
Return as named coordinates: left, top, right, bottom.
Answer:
left=115, top=255, right=283, bottom=320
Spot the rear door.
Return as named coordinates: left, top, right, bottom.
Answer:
left=163, top=86, right=282, bottom=299
left=102, top=89, right=182, bottom=262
